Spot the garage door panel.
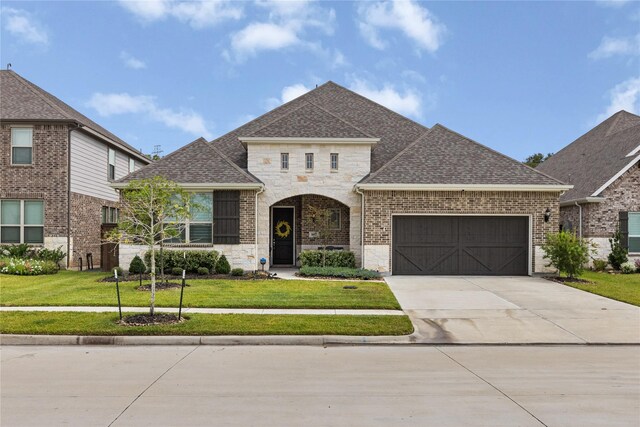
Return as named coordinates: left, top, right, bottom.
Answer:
left=393, top=216, right=528, bottom=276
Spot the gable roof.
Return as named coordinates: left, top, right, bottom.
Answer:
left=246, top=101, right=373, bottom=139
left=536, top=110, right=640, bottom=201
left=359, top=124, right=567, bottom=188
left=115, top=137, right=260, bottom=187
left=0, top=70, right=149, bottom=163
left=210, top=81, right=427, bottom=171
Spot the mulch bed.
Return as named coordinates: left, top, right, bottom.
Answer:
left=544, top=276, right=593, bottom=285
left=119, top=313, right=184, bottom=326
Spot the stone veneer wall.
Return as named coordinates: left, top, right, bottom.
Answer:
left=362, top=190, right=561, bottom=274
left=239, top=190, right=256, bottom=244
left=70, top=192, right=119, bottom=268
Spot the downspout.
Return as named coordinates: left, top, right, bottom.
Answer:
left=254, top=185, right=265, bottom=270
left=354, top=185, right=365, bottom=269
left=574, top=201, right=582, bottom=239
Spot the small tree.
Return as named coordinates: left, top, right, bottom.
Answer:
left=128, top=255, right=146, bottom=275
left=608, top=229, right=628, bottom=270
left=303, top=205, right=337, bottom=267
left=105, top=177, right=191, bottom=316
left=523, top=152, right=553, bottom=168
left=542, top=231, right=591, bottom=279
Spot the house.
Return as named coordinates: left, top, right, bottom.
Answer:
left=116, top=82, right=570, bottom=275
left=0, top=70, right=151, bottom=268
left=536, top=110, right=640, bottom=262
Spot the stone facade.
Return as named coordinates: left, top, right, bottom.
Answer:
left=247, top=142, right=371, bottom=268
left=362, top=190, right=561, bottom=273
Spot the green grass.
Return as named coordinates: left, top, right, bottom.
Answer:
left=0, top=311, right=414, bottom=336
left=0, top=271, right=400, bottom=309
left=562, top=271, right=640, bottom=306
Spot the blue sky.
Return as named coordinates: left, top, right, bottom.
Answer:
left=1, top=0, right=639, bottom=160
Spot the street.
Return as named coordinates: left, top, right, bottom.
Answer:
left=2, top=345, right=639, bottom=426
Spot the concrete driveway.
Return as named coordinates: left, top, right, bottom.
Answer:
left=385, top=276, right=640, bottom=344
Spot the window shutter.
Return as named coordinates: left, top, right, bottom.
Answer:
left=619, top=211, right=629, bottom=250
left=213, top=191, right=240, bottom=244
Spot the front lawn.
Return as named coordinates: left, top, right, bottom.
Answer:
left=0, top=271, right=400, bottom=309
left=0, top=311, right=413, bottom=336
left=560, top=271, right=640, bottom=306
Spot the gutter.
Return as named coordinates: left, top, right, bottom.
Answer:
left=559, top=197, right=605, bottom=207
left=111, top=182, right=265, bottom=190
left=355, top=183, right=573, bottom=192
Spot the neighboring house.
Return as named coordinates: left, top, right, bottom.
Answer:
left=537, top=110, right=640, bottom=262
left=116, top=82, right=570, bottom=275
left=0, top=70, right=151, bottom=268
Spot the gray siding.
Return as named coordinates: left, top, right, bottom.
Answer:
left=70, top=130, right=125, bottom=202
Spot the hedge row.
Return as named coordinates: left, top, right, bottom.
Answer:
left=298, top=266, right=381, bottom=280
left=299, top=250, right=356, bottom=268
left=143, top=250, right=221, bottom=274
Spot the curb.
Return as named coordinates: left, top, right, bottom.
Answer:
left=2, top=334, right=638, bottom=346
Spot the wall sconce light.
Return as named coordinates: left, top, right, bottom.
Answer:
left=544, top=208, right=551, bottom=223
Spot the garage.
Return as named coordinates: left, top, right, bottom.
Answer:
left=392, top=216, right=529, bottom=276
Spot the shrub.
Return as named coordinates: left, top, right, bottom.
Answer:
left=299, top=250, right=356, bottom=268
left=542, top=231, right=591, bottom=279
left=113, top=266, right=124, bottom=277
left=215, top=255, right=231, bottom=274
left=621, top=262, right=636, bottom=274
left=197, top=267, right=209, bottom=275
left=0, top=258, right=57, bottom=275
left=592, top=259, right=608, bottom=272
left=128, top=255, right=146, bottom=274
left=0, top=243, right=32, bottom=259
left=171, top=267, right=183, bottom=276
left=0, top=244, right=66, bottom=267
left=608, top=230, right=628, bottom=270
left=298, top=266, right=381, bottom=280
left=636, top=259, right=640, bottom=273
left=144, top=249, right=219, bottom=274
left=35, top=246, right=66, bottom=266
left=231, top=268, right=244, bottom=276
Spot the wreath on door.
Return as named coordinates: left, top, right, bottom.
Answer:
left=275, top=220, right=292, bottom=239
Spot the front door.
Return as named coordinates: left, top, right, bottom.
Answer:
left=272, top=207, right=295, bottom=265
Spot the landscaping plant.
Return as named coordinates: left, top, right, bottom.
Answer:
left=216, top=255, right=231, bottom=274
left=608, top=229, right=628, bottom=270
left=128, top=255, right=146, bottom=275
left=542, top=231, right=592, bottom=279
left=636, top=259, right=640, bottom=273
left=0, top=258, right=57, bottom=275
left=299, top=250, right=356, bottom=268
left=197, top=267, right=209, bottom=275
left=302, top=205, right=341, bottom=267
left=592, top=259, right=608, bottom=272
left=621, top=262, right=636, bottom=274
left=299, top=266, right=381, bottom=280
left=231, top=268, right=244, bottom=276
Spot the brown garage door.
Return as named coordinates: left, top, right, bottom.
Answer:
left=392, top=216, right=529, bottom=275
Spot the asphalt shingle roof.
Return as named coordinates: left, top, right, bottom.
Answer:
left=117, top=137, right=259, bottom=184
left=0, top=70, right=148, bottom=162
left=536, top=110, right=640, bottom=201
left=362, top=124, right=565, bottom=186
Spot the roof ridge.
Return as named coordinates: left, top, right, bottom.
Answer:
left=432, top=124, right=568, bottom=185
left=605, top=110, right=640, bottom=137
left=205, top=142, right=261, bottom=183
left=361, top=128, right=434, bottom=183
left=305, top=99, right=375, bottom=138
left=321, top=81, right=429, bottom=132
left=7, top=70, right=74, bottom=121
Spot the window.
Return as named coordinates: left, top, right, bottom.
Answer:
left=628, top=212, right=640, bottom=253
left=330, top=153, right=339, bottom=171
left=0, top=200, right=44, bottom=244
left=305, top=153, right=314, bottom=170
left=11, top=128, right=33, bottom=165
left=129, top=158, right=135, bottom=174
left=108, top=148, right=116, bottom=180
left=165, top=192, right=213, bottom=244
left=281, top=153, right=289, bottom=170
left=328, top=208, right=341, bottom=230
left=101, top=207, right=119, bottom=224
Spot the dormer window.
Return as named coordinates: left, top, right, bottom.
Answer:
left=305, top=153, right=314, bottom=170
left=330, top=153, right=339, bottom=171
left=281, top=153, right=289, bottom=170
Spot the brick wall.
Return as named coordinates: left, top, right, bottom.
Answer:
left=1, top=123, right=70, bottom=238
left=363, top=190, right=561, bottom=271
left=70, top=192, right=118, bottom=267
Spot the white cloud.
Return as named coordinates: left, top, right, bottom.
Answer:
left=596, top=0, right=630, bottom=8
left=589, top=34, right=640, bottom=59
left=597, top=76, right=640, bottom=122
left=1, top=7, right=48, bottom=45
left=266, top=83, right=312, bottom=109
left=348, top=79, right=422, bottom=118
left=118, top=0, right=242, bottom=28
left=224, top=1, right=335, bottom=62
left=87, top=92, right=212, bottom=138
left=357, top=0, right=445, bottom=53
left=120, top=51, right=147, bottom=69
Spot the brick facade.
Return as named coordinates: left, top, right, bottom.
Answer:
left=1, top=123, right=70, bottom=239
left=70, top=192, right=118, bottom=267
left=363, top=190, right=561, bottom=272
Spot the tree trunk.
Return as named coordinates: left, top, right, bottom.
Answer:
left=149, top=246, right=156, bottom=316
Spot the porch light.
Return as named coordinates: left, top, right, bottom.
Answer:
left=544, top=208, right=551, bottom=223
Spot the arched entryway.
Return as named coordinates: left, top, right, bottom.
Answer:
left=270, top=194, right=350, bottom=266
